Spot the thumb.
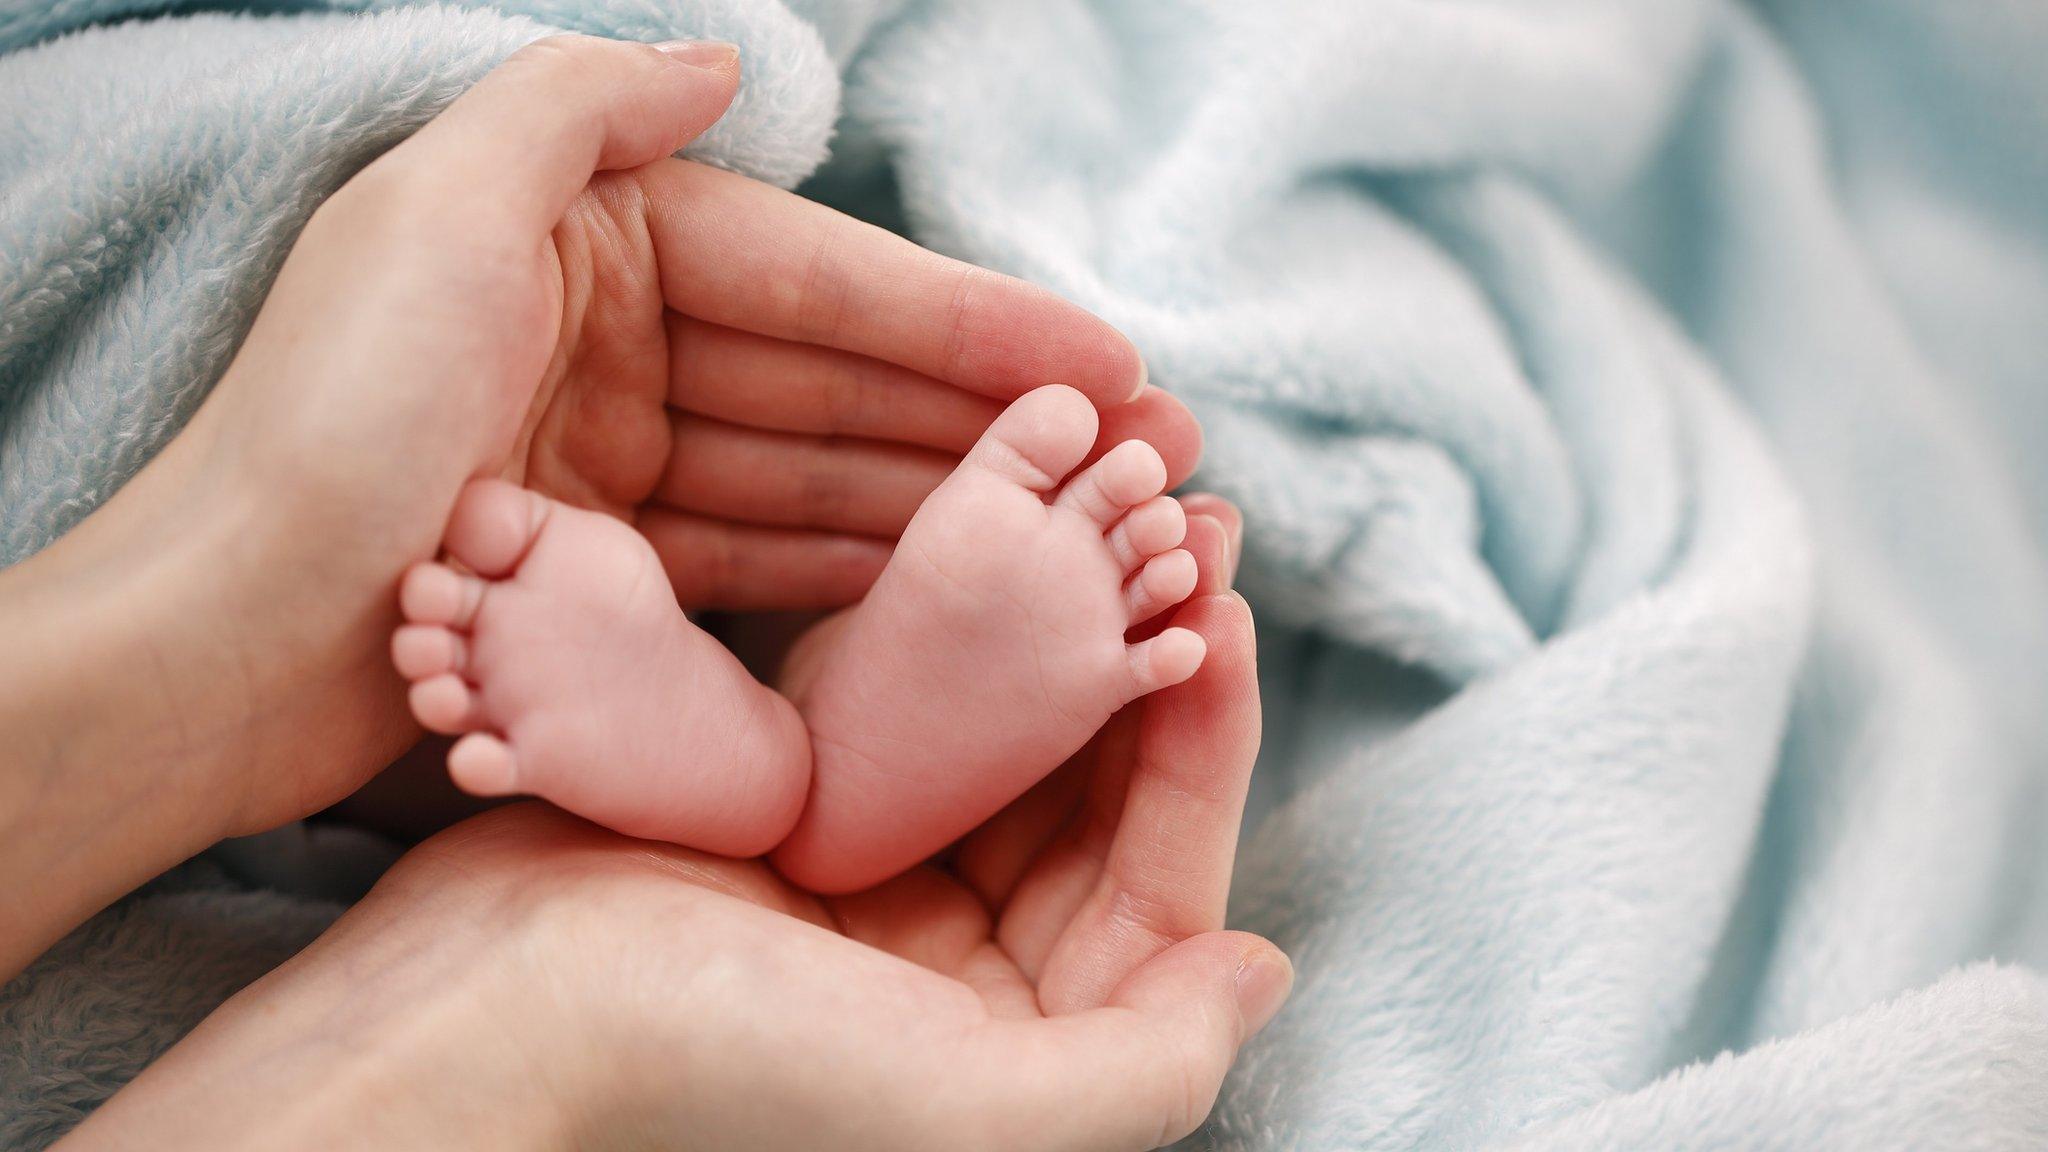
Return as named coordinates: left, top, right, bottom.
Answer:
left=977, top=931, right=1292, bottom=1151
left=230, top=34, right=741, bottom=531
left=377, top=34, right=741, bottom=237
left=1113, top=929, right=1293, bottom=1044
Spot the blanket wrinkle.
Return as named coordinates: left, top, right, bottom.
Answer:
left=4, top=1, right=2047, bottom=1149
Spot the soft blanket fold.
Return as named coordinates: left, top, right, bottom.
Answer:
left=4, top=2, right=2046, bottom=1149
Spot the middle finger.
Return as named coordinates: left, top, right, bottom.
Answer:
left=656, top=412, right=953, bottom=536
left=668, top=314, right=1001, bottom=453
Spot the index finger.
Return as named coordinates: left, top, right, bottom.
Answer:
left=959, top=512, right=1239, bottom=915
left=637, top=159, right=1147, bottom=407
left=1036, top=590, right=1261, bottom=1013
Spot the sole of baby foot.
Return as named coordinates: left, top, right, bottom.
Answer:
left=393, top=479, right=809, bottom=857
left=773, top=385, right=1204, bottom=893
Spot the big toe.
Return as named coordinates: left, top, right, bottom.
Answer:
left=443, top=479, right=552, bottom=577
left=964, top=384, right=1101, bottom=492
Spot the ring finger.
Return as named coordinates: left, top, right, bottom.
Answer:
left=655, top=412, right=954, bottom=537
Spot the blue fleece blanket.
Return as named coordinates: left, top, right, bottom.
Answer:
left=5, top=2, right=2047, bottom=1148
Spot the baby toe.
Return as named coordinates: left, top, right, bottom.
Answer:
left=391, top=624, right=467, bottom=680
left=1055, top=439, right=1168, bottom=527
left=1126, top=548, right=1199, bottom=625
left=408, top=672, right=483, bottom=735
left=1107, top=495, right=1188, bottom=570
left=447, top=732, right=520, bottom=797
left=963, top=384, right=1100, bottom=492
left=1125, top=626, right=1207, bottom=697
left=399, top=562, right=487, bottom=629
left=443, top=479, right=552, bottom=578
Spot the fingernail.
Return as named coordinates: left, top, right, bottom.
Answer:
left=655, top=40, right=739, bottom=70
left=1234, top=950, right=1293, bottom=1037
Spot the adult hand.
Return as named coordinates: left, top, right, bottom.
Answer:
left=64, top=507, right=1281, bottom=1152
left=0, top=35, right=1196, bottom=977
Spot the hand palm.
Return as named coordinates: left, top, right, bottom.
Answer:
left=384, top=561, right=1264, bottom=1151
left=510, top=161, right=1203, bottom=611
left=196, top=151, right=1191, bottom=835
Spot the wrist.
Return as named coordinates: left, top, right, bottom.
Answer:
left=0, top=426, right=380, bottom=976
left=60, top=858, right=585, bottom=1151
left=0, top=492, right=239, bottom=977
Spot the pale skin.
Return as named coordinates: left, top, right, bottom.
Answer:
left=394, top=384, right=1211, bottom=891
left=0, top=35, right=1198, bottom=975
left=67, top=526, right=1279, bottom=1151
left=0, top=35, right=1287, bottom=1148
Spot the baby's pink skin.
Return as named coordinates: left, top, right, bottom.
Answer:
left=392, top=385, right=1205, bottom=887
left=394, top=481, right=810, bottom=856
left=772, top=385, right=1205, bottom=890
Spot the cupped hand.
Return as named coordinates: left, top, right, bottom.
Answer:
left=16, top=35, right=1196, bottom=845
left=68, top=507, right=1282, bottom=1152
left=0, top=34, right=1199, bottom=981
left=531, top=153, right=1202, bottom=612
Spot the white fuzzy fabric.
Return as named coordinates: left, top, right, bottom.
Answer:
left=5, top=1, right=2048, bottom=1148
left=0, top=1, right=838, bottom=564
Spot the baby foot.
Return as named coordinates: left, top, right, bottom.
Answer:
left=391, top=480, right=808, bottom=856
left=773, top=384, right=1205, bottom=892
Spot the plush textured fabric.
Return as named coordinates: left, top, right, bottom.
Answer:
left=0, top=861, right=347, bottom=1148
left=0, top=1, right=838, bottom=564
left=4, top=1, right=2046, bottom=1148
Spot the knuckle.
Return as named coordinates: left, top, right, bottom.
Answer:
left=1149, top=1023, right=1228, bottom=1146
left=792, top=232, right=855, bottom=344
left=826, top=357, right=874, bottom=436
left=937, top=264, right=991, bottom=380
left=700, top=523, right=740, bottom=599
left=507, top=34, right=599, bottom=76
left=796, top=455, right=852, bottom=522
left=511, top=33, right=668, bottom=87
